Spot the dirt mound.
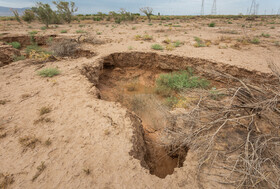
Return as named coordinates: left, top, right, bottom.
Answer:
left=0, top=43, right=20, bottom=67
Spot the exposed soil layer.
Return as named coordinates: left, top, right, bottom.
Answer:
left=0, top=42, right=20, bottom=67
left=97, top=66, right=188, bottom=178
left=0, top=34, right=57, bottom=47
left=81, top=52, right=279, bottom=179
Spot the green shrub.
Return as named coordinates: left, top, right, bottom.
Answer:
left=22, top=9, right=35, bottom=23
left=261, top=33, right=270, bottom=38
left=142, top=34, right=153, bottom=41
left=155, top=85, right=173, bottom=97
left=60, top=30, right=67, bottom=33
left=76, top=30, right=87, bottom=33
left=41, top=26, right=47, bottom=30
left=8, top=42, right=21, bottom=49
left=194, top=37, right=206, bottom=47
left=173, top=40, right=182, bottom=47
left=156, top=70, right=210, bottom=91
left=25, top=44, right=43, bottom=55
left=151, top=44, right=164, bottom=50
left=208, top=22, right=215, bottom=27
left=13, top=55, right=25, bottom=62
left=250, top=38, right=260, bottom=44
left=38, top=68, right=60, bottom=77
left=29, top=31, right=38, bottom=35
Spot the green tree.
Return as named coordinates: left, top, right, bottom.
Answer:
left=22, top=9, right=35, bottom=23
left=140, top=7, right=153, bottom=22
left=53, top=1, right=78, bottom=23
left=32, top=3, right=55, bottom=27
left=10, top=9, right=21, bottom=23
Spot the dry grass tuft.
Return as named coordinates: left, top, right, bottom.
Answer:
left=19, top=135, right=40, bottom=150
left=0, top=173, right=14, bottom=189
left=34, top=117, right=52, bottom=125
left=32, top=162, right=46, bottom=182
left=44, top=138, right=52, bottom=146
left=39, top=107, right=51, bottom=116
left=51, top=39, right=80, bottom=57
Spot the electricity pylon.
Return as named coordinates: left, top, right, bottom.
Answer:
left=201, top=0, right=205, bottom=15
left=211, top=0, right=217, bottom=15
left=249, top=0, right=256, bottom=15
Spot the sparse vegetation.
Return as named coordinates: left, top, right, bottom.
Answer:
left=261, top=33, right=270, bottom=38
left=32, top=162, right=46, bottom=181
left=10, top=9, right=21, bottom=23
left=140, top=7, right=153, bottom=23
left=53, top=1, right=78, bottom=23
left=45, top=138, right=52, bottom=146
left=38, top=68, right=60, bottom=77
left=0, top=174, right=14, bottom=189
left=250, top=38, right=260, bottom=44
left=25, top=44, right=43, bottom=55
left=51, top=39, right=79, bottom=57
left=8, top=42, right=21, bottom=49
left=19, top=135, right=40, bottom=149
left=34, top=117, right=52, bottom=125
left=83, top=169, right=90, bottom=175
left=194, top=37, right=206, bottom=47
left=39, top=106, right=52, bottom=116
left=0, top=100, right=8, bottom=105
left=208, top=22, right=215, bottom=27
left=60, top=30, right=67, bottom=33
left=13, top=55, right=26, bottom=62
left=22, top=9, right=35, bottom=23
left=156, top=69, right=210, bottom=91
left=31, top=2, right=56, bottom=27
left=76, top=30, right=87, bottom=33
left=151, top=44, right=164, bottom=50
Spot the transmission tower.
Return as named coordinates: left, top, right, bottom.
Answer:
left=201, top=0, right=205, bottom=15
left=278, top=8, right=280, bottom=15
left=211, top=0, right=217, bottom=15
left=249, top=0, right=256, bottom=15
left=256, top=4, right=259, bottom=15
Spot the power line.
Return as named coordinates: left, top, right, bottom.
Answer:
left=211, top=0, right=217, bottom=15
left=201, top=0, right=204, bottom=15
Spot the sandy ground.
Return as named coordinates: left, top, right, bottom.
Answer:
left=1, top=17, right=280, bottom=71
left=0, top=17, right=280, bottom=188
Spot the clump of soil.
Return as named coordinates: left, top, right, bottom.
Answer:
left=0, top=42, right=21, bottom=67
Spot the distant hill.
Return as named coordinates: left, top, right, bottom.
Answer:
left=0, top=6, right=30, bottom=16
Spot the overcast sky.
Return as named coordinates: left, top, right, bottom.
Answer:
left=0, top=0, right=279, bottom=15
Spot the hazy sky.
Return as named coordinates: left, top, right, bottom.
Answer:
left=0, top=0, right=279, bottom=15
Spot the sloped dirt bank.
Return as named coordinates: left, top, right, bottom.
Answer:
left=81, top=52, right=280, bottom=186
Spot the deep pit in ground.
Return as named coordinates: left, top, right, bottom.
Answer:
left=98, top=66, right=189, bottom=178
left=81, top=52, right=278, bottom=179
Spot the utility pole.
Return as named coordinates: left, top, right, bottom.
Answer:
left=211, top=0, right=217, bottom=15
left=249, top=0, right=256, bottom=15
left=201, top=0, right=205, bottom=15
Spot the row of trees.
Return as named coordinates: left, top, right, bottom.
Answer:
left=14, top=1, right=154, bottom=26
left=16, top=1, right=77, bottom=27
